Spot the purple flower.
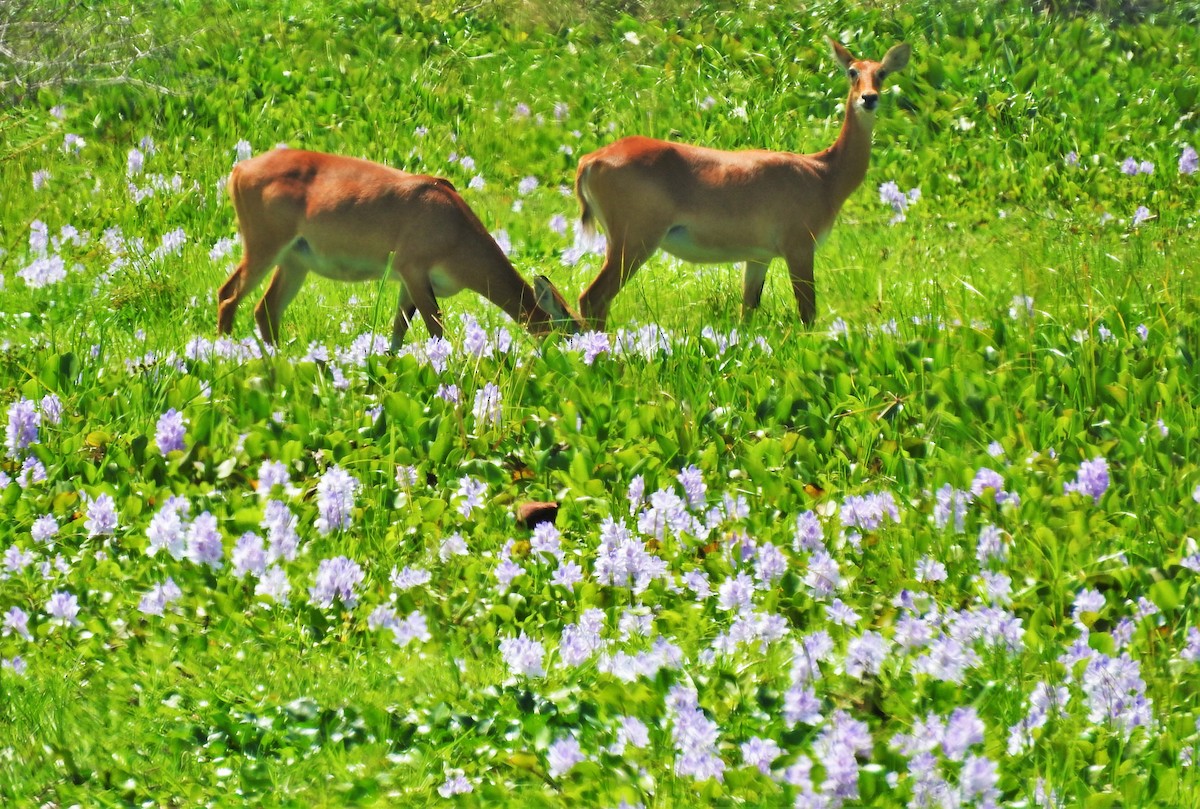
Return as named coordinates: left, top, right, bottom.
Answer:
left=915, top=556, right=948, bottom=583
left=186, top=512, right=224, bottom=568
left=593, top=517, right=667, bottom=593
left=518, top=175, right=538, bottom=195
left=933, top=484, right=968, bottom=533
left=976, top=523, right=1008, bottom=565
left=942, top=706, right=985, bottom=760
left=677, top=464, right=707, bottom=509
left=5, top=398, right=40, bottom=457
left=30, top=514, right=58, bottom=544
left=1121, top=157, right=1139, bottom=175
left=803, top=550, right=842, bottom=598
left=2, top=606, right=31, bottom=640
left=1181, top=627, right=1200, bottom=663
left=741, top=736, right=782, bottom=775
left=315, top=465, right=359, bottom=534
left=793, top=510, right=825, bottom=552
left=1181, top=145, right=1199, bottom=175
left=844, top=631, right=890, bottom=679
left=32, top=169, right=50, bottom=190
left=389, top=565, right=431, bottom=591
left=84, top=492, right=118, bottom=537
left=309, top=556, right=365, bottom=608
left=609, top=715, right=649, bottom=755
left=256, top=565, right=291, bottom=604
left=1081, top=652, right=1153, bottom=738
left=547, top=735, right=585, bottom=777
left=558, top=609, right=606, bottom=667
left=1064, top=151, right=1079, bottom=167
left=717, top=572, right=756, bottom=613
left=258, top=460, right=291, bottom=495
left=551, top=559, right=584, bottom=587
left=566, top=330, right=611, bottom=365
left=753, top=542, right=787, bottom=585
left=1064, top=457, right=1109, bottom=503
left=439, top=532, right=468, bottom=560
left=825, top=598, right=860, bottom=626
left=1131, top=206, right=1152, bottom=227
left=147, top=496, right=190, bottom=558
left=45, top=590, right=81, bottom=626
left=840, top=491, right=900, bottom=533
left=262, top=499, right=299, bottom=562
left=234, top=139, right=252, bottom=162
left=455, top=475, right=487, bottom=518
left=499, top=631, right=545, bottom=678
left=155, top=408, right=187, bottom=454
left=138, top=578, right=183, bottom=616
left=437, top=773, right=473, bottom=797
left=666, top=685, right=725, bottom=782
left=232, top=532, right=266, bottom=578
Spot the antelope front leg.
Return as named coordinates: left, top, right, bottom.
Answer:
left=741, top=260, right=770, bottom=320
left=786, top=245, right=817, bottom=325
left=390, top=283, right=419, bottom=351
left=399, top=271, right=445, bottom=340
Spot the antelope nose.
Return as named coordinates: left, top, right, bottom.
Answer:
left=861, top=93, right=879, bottom=111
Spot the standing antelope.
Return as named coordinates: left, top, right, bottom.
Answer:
left=217, top=149, right=583, bottom=350
left=574, top=39, right=910, bottom=329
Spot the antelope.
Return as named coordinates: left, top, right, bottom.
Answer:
left=574, top=39, right=911, bottom=329
left=217, top=149, right=583, bottom=350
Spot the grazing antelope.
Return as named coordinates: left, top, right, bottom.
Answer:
left=217, top=149, right=583, bottom=350
left=574, top=39, right=910, bottom=329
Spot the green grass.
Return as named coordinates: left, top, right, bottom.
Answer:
left=2, top=0, right=1200, bottom=806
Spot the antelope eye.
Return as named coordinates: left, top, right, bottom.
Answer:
left=848, top=67, right=860, bottom=80
left=878, top=69, right=888, bottom=80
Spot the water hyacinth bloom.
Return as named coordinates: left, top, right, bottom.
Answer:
left=1181, top=145, right=1198, bottom=175
left=455, top=475, right=487, bottom=518
left=1120, top=157, right=1139, bottom=175
left=235, top=139, right=253, bottom=162
left=32, top=169, right=50, bottom=190
left=186, top=512, right=224, bottom=568
left=499, top=631, right=545, bottom=678
left=155, top=408, right=187, bottom=454
left=256, top=565, right=292, bottom=604
left=879, top=180, right=920, bottom=224
left=5, top=398, right=40, bottom=457
left=389, top=565, right=431, bottom=591
left=1064, top=457, right=1109, bottom=503
left=315, top=465, right=359, bottom=534
left=147, top=496, right=190, bottom=558
left=138, top=578, right=183, bottom=616
left=3, top=606, right=32, bottom=641
left=84, top=492, right=119, bottom=538
left=231, top=532, right=267, bottom=578
left=741, top=737, right=783, bottom=775
left=257, top=460, right=291, bottom=496
left=547, top=735, right=585, bottom=778
left=45, top=591, right=81, bottom=626
left=472, top=382, right=502, bottom=427
left=1081, top=652, right=1153, bottom=738
left=437, top=772, right=473, bottom=797
left=309, top=556, right=365, bottom=609
left=666, top=685, right=725, bottom=782
left=1130, top=206, right=1152, bottom=226
left=31, top=516, right=58, bottom=544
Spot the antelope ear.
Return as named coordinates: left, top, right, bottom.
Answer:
left=534, top=275, right=584, bottom=333
left=881, top=43, right=911, bottom=74
left=828, top=38, right=855, bottom=72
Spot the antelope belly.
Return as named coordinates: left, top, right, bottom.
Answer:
left=660, top=225, right=773, bottom=264
left=292, top=238, right=393, bottom=282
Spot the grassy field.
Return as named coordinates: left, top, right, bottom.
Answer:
left=2, top=0, right=1200, bottom=806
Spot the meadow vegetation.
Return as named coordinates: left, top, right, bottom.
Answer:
left=1, top=0, right=1199, bottom=806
